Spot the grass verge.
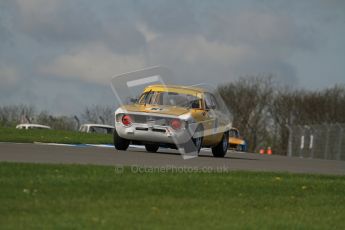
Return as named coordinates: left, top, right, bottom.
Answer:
left=0, top=162, right=344, bottom=229
left=0, top=127, right=112, bottom=144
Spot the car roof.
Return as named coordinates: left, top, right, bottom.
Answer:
left=144, top=84, right=208, bottom=94
left=16, top=123, right=51, bottom=128
left=80, top=124, right=114, bottom=128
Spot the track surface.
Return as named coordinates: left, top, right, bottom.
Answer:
left=1, top=143, right=344, bottom=175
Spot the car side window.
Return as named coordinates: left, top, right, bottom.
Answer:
left=210, top=93, right=220, bottom=110
left=204, top=93, right=217, bottom=110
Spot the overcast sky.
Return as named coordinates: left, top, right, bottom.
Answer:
left=0, top=0, right=344, bottom=115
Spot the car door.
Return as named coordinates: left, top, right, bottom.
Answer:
left=202, top=93, right=223, bottom=145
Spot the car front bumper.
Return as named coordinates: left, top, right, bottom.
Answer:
left=116, top=122, right=192, bottom=145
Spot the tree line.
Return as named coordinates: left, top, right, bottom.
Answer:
left=1, top=76, right=344, bottom=155
left=218, top=75, right=345, bottom=155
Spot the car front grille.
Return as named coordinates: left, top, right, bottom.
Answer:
left=131, top=114, right=170, bottom=126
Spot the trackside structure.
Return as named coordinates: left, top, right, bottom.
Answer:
left=287, top=124, right=345, bottom=161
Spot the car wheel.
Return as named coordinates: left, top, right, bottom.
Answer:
left=113, top=128, right=130, bottom=151
left=184, top=126, right=203, bottom=154
left=145, top=144, right=159, bottom=153
left=212, top=131, right=229, bottom=158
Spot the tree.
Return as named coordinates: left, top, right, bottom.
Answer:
left=80, top=105, right=114, bottom=125
left=36, top=111, right=77, bottom=131
left=218, top=75, right=274, bottom=152
left=0, top=105, right=35, bottom=127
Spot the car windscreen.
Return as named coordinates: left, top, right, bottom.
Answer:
left=229, top=129, right=239, bottom=137
left=138, top=91, right=201, bottom=108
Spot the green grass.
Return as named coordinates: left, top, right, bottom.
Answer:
left=0, top=163, right=344, bottom=229
left=0, top=127, right=112, bottom=144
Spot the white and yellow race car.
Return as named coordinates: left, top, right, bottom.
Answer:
left=113, top=84, right=232, bottom=157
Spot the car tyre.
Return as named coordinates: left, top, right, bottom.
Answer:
left=113, top=128, right=130, bottom=151
left=212, top=131, right=229, bottom=158
left=145, top=144, right=159, bottom=153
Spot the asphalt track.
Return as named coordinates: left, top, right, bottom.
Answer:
left=0, top=143, right=344, bottom=175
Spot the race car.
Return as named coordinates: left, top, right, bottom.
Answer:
left=79, top=124, right=114, bottom=134
left=16, top=123, right=51, bottom=130
left=228, top=127, right=247, bottom=151
left=113, top=84, right=232, bottom=157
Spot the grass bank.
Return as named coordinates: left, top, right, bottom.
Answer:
left=0, top=163, right=344, bottom=229
left=0, top=127, right=112, bottom=144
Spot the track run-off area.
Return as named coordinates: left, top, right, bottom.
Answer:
left=1, top=142, right=344, bottom=175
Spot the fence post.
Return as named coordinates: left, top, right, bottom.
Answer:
left=309, top=125, right=314, bottom=159
left=286, top=124, right=293, bottom=157
left=304, top=125, right=311, bottom=158
left=324, top=124, right=330, bottom=160
left=299, top=126, right=305, bottom=158
left=337, top=124, right=343, bottom=161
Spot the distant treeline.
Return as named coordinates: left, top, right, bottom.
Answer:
left=0, top=105, right=115, bottom=131
left=1, top=76, right=344, bottom=155
left=218, top=75, right=345, bottom=155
